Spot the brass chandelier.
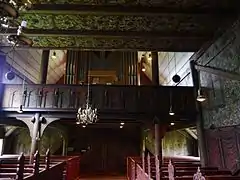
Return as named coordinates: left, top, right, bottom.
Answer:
left=76, top=61, right=98, bottom=125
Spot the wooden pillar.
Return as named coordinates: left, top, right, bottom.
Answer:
left=154, top=121, right=167, bottom=180
left=62, top=138, right=67, bottom=156
left=30, top=113, right=41, bottom=164
left=190, top=60, right=208, bottom=167
left=151, top=52, right=159, bottom=85
left=39, top=50, right=49, bottom=84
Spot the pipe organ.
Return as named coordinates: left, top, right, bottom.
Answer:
left=65, top=51, right=138, bottom=85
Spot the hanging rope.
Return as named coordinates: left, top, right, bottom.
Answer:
left=86, top=58, right=91, bottom=106
left=174, top=53, right=177, bottom=75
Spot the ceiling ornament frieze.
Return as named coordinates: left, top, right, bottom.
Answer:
left=28, top=0, right=233, bottom=8
left=25, top=36, right=203, bottom=51
left=18, top=13, right=218, bottom=32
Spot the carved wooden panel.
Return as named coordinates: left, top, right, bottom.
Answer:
left=1, top=84, right=196, bottom=117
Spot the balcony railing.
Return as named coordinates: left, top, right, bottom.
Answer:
left=1, top=84, right=196, bottom=117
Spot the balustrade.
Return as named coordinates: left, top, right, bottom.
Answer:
left=1, top=84, right=196, bottom=117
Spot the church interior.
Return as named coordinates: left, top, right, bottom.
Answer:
left=0, top=0, right=240, bottom=180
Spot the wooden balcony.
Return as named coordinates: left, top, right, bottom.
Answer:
left=0, top=84, right=197, bottom=120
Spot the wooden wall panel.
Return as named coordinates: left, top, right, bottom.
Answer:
left=68, top=127, right=141, bottom=175
left=205, top=126, right=240, bottom=173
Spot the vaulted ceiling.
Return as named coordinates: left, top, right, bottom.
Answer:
left=1, top=0, right=240, bottom=51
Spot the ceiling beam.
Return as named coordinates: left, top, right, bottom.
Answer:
left=195, top=64, right=240, bottom=81
left=185, top=128, right=198, bottom=140
left=25, top=4, right=239, bottom=16
left=1, top=29, right=212, bottom=39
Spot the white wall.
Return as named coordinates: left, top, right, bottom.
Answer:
left=158, top=52, right=194, bottom=86
left=138, top=51, right=194, bottom=86
left=0, top=48, right=66, bottom=84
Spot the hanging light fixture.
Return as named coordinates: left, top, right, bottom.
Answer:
left=169, top=89, right=175, bottom=116
left=51, top=51, right=57, bottom=59
left=148, top=53, right=152, bottom=61
left=172, top=53, right=181, bottom=83
left=169, top=106, right=175, bottom=116
left=196, top=71, right=206, bottom=102
left=140, top=55, right=146, bottom=72
left=5, top=44, right=16, bottom=81
left=76, top=60, right=98, bottom=125
left=196, top=90, right=206, bottom=102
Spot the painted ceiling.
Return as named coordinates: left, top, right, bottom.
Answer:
left=0, top=0, right=239, bottom=51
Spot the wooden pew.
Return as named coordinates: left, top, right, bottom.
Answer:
left=0, top=153, right=29, bottom=179
left=127, top=156, right=240, bottom=180
left=0, top=149, right=80, bottom=180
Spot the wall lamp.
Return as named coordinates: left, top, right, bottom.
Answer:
left=192, top=60, right=240, bottom=102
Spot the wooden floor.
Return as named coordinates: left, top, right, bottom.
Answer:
left=78, top=176, right=127, bottom=180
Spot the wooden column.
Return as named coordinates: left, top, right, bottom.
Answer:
left=190, top=60, right=208, bottom=167
left=30, top=113, right=41, bottom=164
left=39, top=50, right=49, bottom=84
left=152, top=50, right=161, bottom=180
left=151, top=52, right=159, bottom=85
left=62, top=138, right=67, bottom=156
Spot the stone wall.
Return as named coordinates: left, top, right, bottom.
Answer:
left=192, top=19, right=240, bottom=128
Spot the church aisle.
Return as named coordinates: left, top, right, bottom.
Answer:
left=77, top=176, right=127, bottom=180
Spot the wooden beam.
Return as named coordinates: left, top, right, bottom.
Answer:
left=195, top=64, right=240, bottom=81
left=25, top=4, right=238, bottom=16
left=0, top=29, right=212, bottom=39
left=185, top=128, right=198, bottom=140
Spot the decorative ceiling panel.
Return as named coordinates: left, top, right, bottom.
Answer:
left=17, top=13, right=219, bottom=33
left=25, top=36, right=206, bottom=51
left=30, top=0, right=237, bottom=8
left=1, top=0, right=238, bottom=51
